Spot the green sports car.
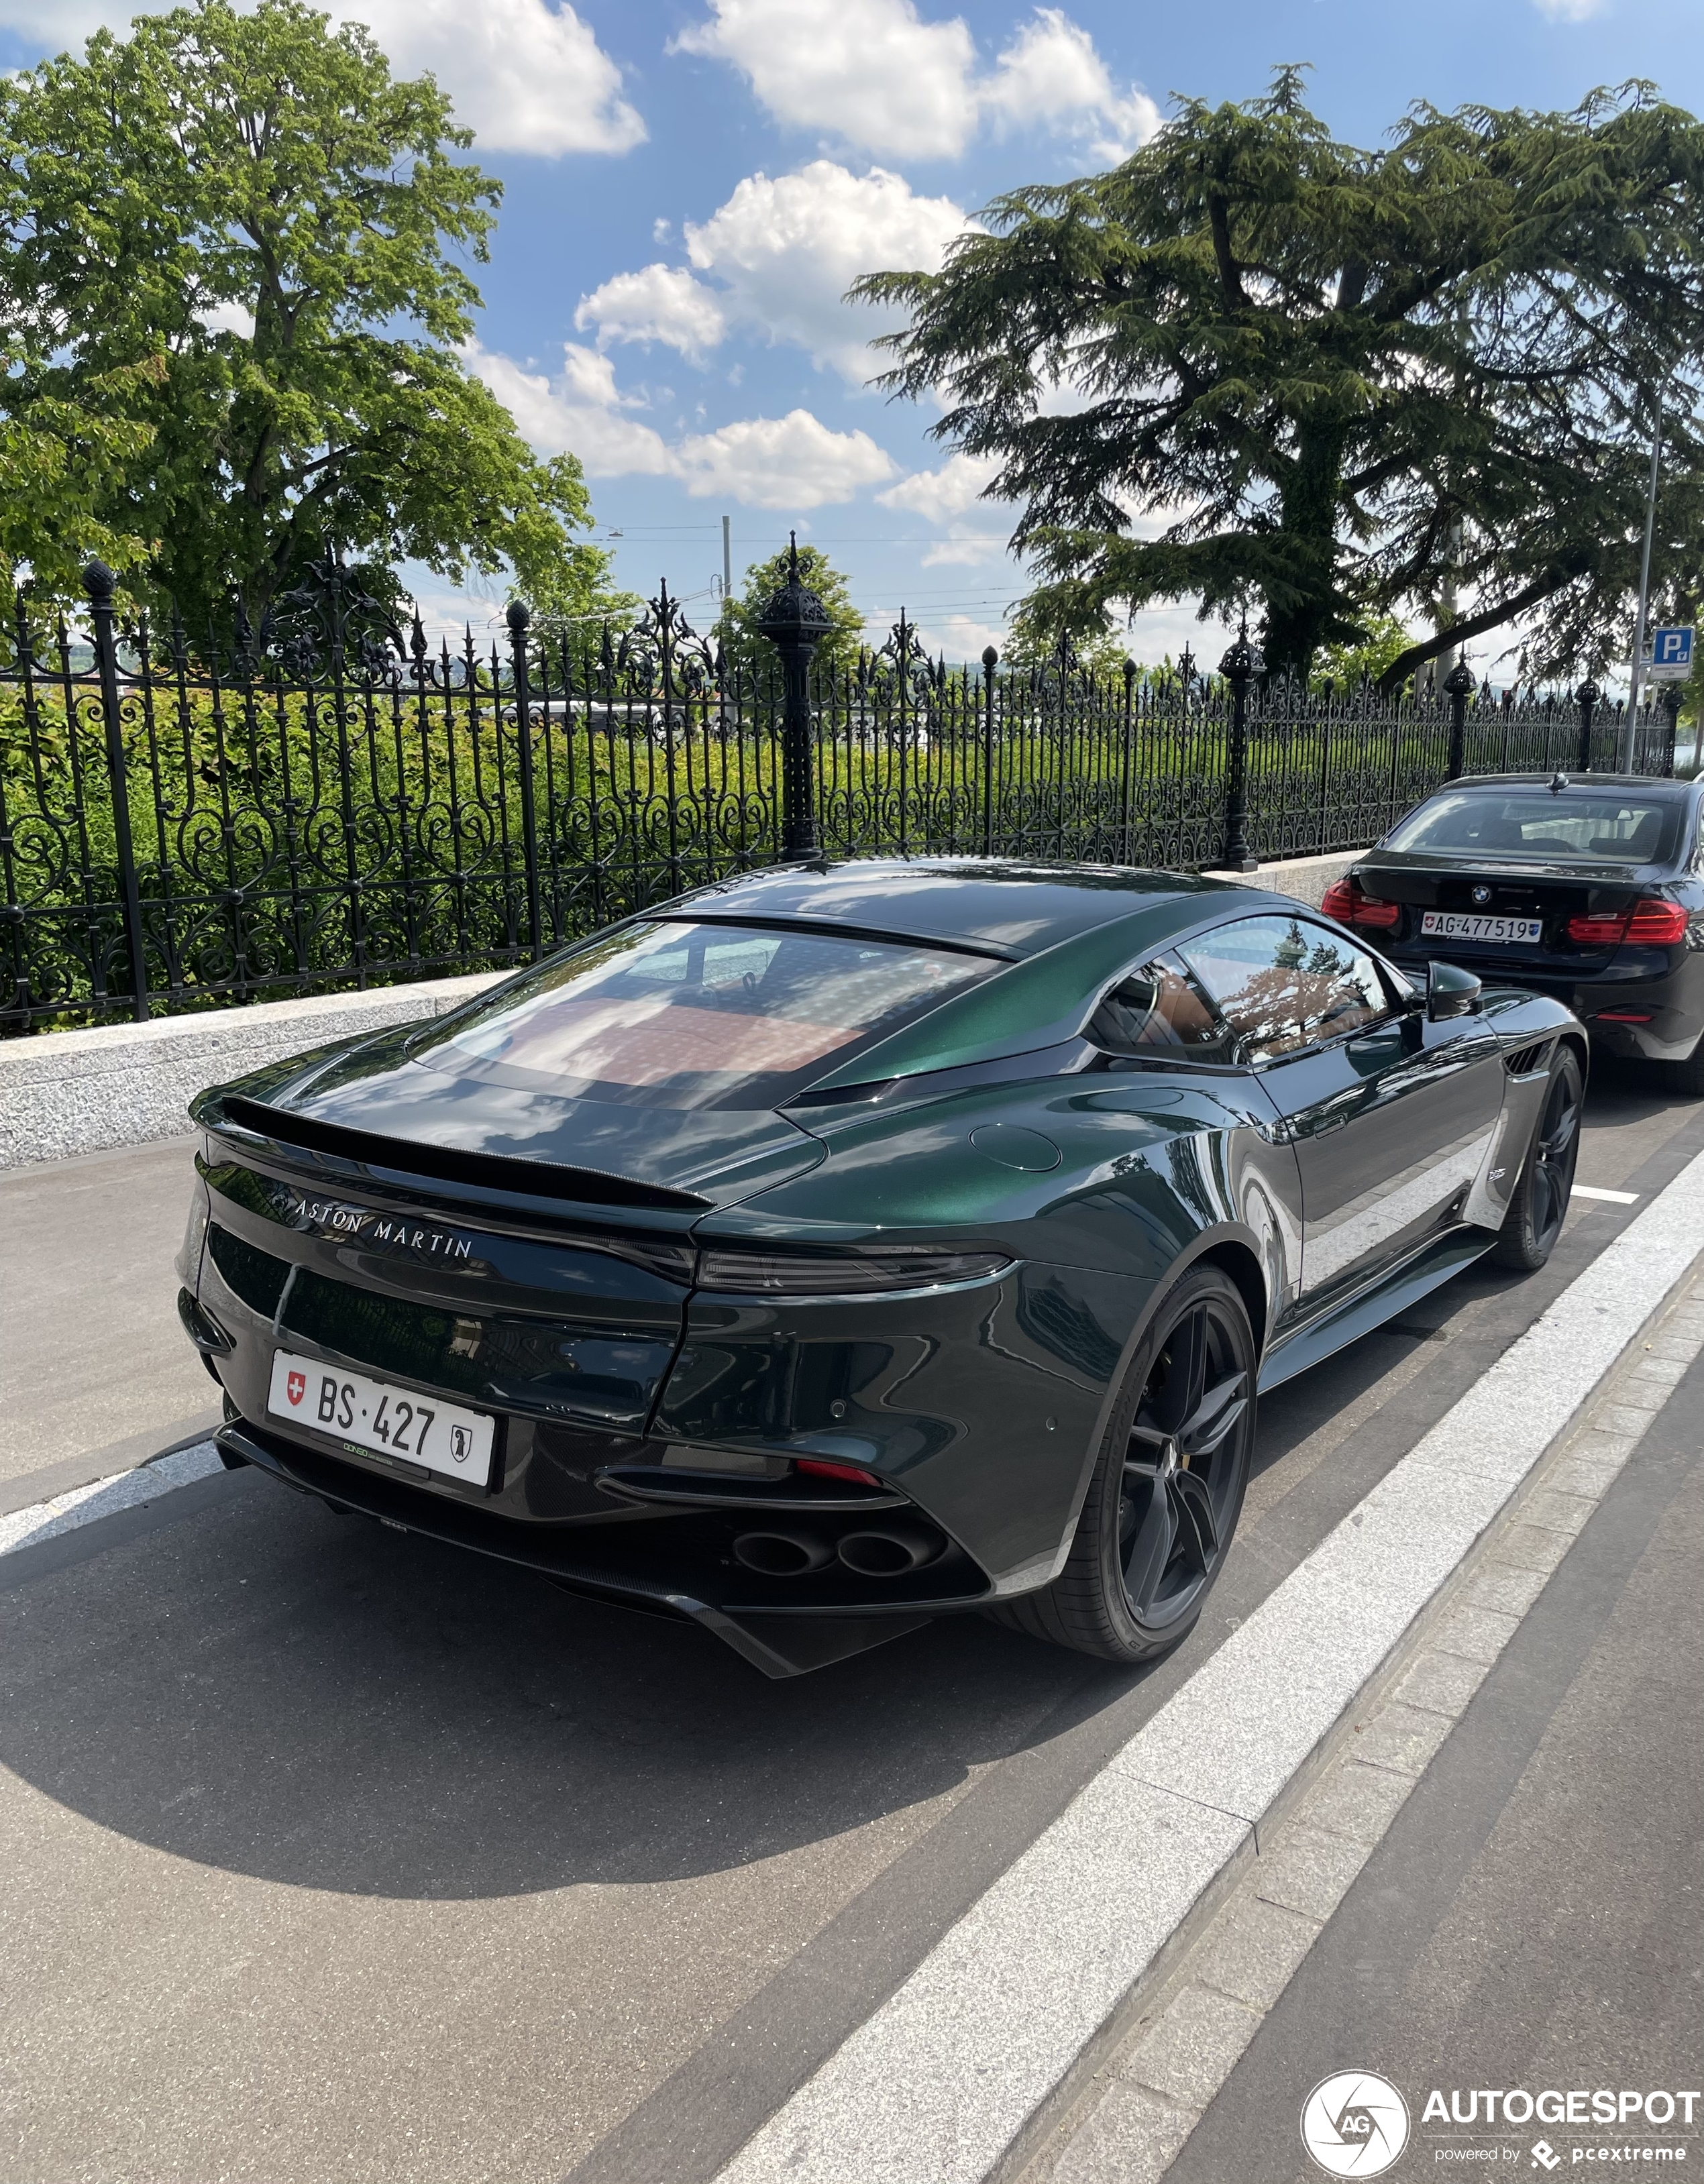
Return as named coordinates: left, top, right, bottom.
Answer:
left=178, top=860, right=1584, bottom=1676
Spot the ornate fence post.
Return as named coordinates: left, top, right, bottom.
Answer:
left=1662, top=686, right=1680, bottom=777
left=1219, top=623, right=1257, bottom=872
left=981, top=644, right=998, bottom=855
left=1445, top=657, right=1475, bottom=780
left=85, top=561, right=150, bottom=1022
left=506, top=598, right=544, bottom=960
left=1574, top=679, right=1599, bottom=773
left=757, top=536, right=829, bottom=858
left=1120, top=655, right=1137, bottom=863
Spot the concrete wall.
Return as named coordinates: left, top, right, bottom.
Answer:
left=1, top=848, right=1367, bottom=1170
left=0, top=973, right=504, bottom=1170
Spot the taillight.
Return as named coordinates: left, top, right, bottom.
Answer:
left=694, top=1245, right=1012, bottom=1296
left=1566, top=899, right=1687, bottom=947
left=1320, top=875, right=1401, bottom=930
left=795, top=1458, right=883, bottom=1486
left=1628, top=899, right=1689, bottom=944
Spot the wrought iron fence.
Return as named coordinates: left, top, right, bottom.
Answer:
left=0, top=560, right=1680, bottom=1032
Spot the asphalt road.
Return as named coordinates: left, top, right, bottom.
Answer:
left=1, top=1062, right=1701, bottom=2184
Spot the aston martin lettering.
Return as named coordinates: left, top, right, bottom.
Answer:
left=286, top=1191, right=476, bottom=1263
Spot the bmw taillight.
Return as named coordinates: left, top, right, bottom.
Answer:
left=1566, top=899, right=1688, bottom=947
left=1320, top=875, right=1401, bottom=930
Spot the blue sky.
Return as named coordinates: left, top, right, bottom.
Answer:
left=4, top=0, right=1702, bottom=664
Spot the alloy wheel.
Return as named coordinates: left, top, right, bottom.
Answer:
left=1119, top=1294, right=1253, bottom=1631
left=1530, top=1062, right=1582, bottom=1252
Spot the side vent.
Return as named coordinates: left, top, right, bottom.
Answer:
left=1503, top=1038, right=1553, bottom=1079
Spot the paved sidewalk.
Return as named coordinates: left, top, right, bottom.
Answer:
left=0, top=1136, right=215, bottom=1505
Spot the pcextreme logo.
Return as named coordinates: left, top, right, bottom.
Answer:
left=1301, top=2071, right=1412, bottom=2176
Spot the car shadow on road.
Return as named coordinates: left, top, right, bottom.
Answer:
left=0, top=1472, right=1134, bottom=1901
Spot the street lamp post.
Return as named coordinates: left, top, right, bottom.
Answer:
left=1621, top=394, right=1664, bottom=775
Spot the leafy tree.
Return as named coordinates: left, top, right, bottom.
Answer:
left=1001, top=604, right=1134, bottom=677
left=0, top=351, right=162, bottom=614
left=854, top=71, right=1704, bottom=689
left=721, top=543, right=865, bottom=677
left=1312, top=612, right=1415, bottom=692
left=0, top=0, right=619, bottom=643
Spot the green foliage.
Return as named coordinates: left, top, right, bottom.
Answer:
left=1312, top=614, right=1416, bottom=692
left=853, top=70, right=1704, bottom=689
left=721, top=543, right=865, bottom=676
left=0, top=0, right=622, bottom=643
left=1002, top=602, right=1134, bottom=677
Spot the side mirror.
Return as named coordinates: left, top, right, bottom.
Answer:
left=1427, top=959, right=1483, bottom=1022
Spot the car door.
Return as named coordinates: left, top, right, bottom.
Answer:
left=1179, top=913, right=1504, bottom=1313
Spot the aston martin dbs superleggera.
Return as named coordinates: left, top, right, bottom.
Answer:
left=178, top=860, right=1584, bottom=1676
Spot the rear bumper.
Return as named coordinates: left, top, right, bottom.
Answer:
left=1383, top=947, right=1701, bottom=1063
left=218, top=1414, right=977, bottom=1677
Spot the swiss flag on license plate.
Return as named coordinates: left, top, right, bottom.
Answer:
left=286, top=1370, right=306, bottom=1406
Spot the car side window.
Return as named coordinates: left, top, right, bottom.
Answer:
left=1179, top=916, right=1392, bottom=1065
left=1086, top=954, right=1235, bottom=1063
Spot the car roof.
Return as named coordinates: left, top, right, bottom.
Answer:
left=1416, top=774, right=1693, bottom=800
left=661, top=857, right=1242, bottom=959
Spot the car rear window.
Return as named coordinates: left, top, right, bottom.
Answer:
left=1385, top=790, right=1681, bottom=865
left=409, top=921, right=994, bottom=1109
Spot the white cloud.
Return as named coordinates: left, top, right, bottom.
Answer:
left=470, top=342, right=894, bottom=508
left=195, top=298, right=257, bottom=340
left=1532, top=0, right=1607, bottom=16
left=880, top=451, right=1011, bottom=563
left=983, top=9, right=1159, bottom=161
left=880, top=449, right=1001, bottom=523
left=674, top=0, right=1159, bottom=162
left=672, top=411, right=896, bottom=506
left=465, top=341, right=672, bottom=476
left=578, top=162, right=972, bottom=388
left=576, top=264, right=728, bottom=362
left=685, top=162, right=970, bottom=382
left=0, top=0, right=643, bottom=158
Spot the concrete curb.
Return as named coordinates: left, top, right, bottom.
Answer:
left=1202, top=849, right=1359, bottom=908
left=0, top=971, right=505, bottom=1168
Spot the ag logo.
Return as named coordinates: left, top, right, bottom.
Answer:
left=1300, top=2071, right=1411, bottom=2176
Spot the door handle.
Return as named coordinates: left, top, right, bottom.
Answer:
left=1314, top=1111, right=1348, bottom=1136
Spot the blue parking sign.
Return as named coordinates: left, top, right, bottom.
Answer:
left=1647, top=626, right=1695, bottom=679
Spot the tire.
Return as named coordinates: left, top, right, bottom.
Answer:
left=992, top=1263, right=1257, bottom=1663
left=1491, top=1045, right=1583, bottom=1271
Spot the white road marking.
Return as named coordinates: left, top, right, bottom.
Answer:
left=714, top=1144, right=1704, bottom=2184
left=0, top=1442, right=225, bottom=1559
left=1570, top=1183, right=1640, bottom=1204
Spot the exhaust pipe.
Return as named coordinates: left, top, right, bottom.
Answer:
left=837, top=1521, right=946, bottom=1576
left=731, top=1527, right=836, bottom=1577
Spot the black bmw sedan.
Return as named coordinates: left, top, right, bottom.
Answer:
left=1322, top=773, right=1704, bottom=1092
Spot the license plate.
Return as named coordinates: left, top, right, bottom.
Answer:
left=268, top=1350, right=494, bottom=1485
left=1421, top=911, right=1543, bottom=945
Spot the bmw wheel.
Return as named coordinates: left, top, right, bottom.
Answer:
left=1491, top=1046, right=1583, bottom=1272
left=996, top=1263, right=1257, bottom=1663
